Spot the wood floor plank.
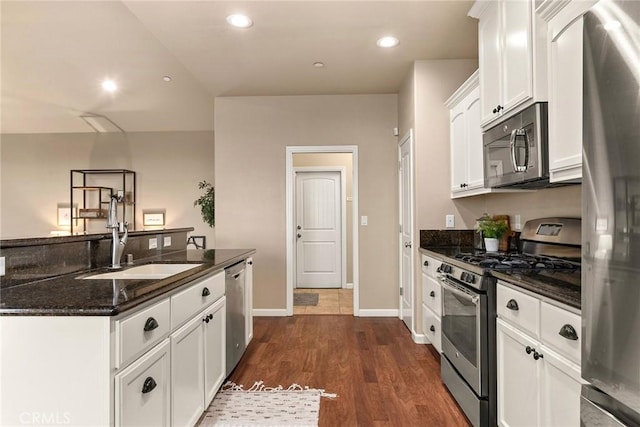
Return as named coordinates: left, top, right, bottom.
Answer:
left=227, top=316, right=471, bottom=427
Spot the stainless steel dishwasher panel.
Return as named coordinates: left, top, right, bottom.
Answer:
left=225, top=261, right=246, bottom=376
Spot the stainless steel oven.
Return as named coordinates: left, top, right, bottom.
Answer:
left=438, top=263, right=496, bottom=427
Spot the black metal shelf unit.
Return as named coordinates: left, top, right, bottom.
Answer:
left=70, top=169, right=136, bottom=235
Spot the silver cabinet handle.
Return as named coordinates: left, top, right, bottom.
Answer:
left=510, top=128, right=529, bottom=172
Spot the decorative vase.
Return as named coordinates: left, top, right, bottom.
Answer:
left=484, top=237, right=500, bottom=252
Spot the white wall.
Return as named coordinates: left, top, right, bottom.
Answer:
left=0, top=131, right=215, bottom=245
left=215, top=95, right=398, bottom=311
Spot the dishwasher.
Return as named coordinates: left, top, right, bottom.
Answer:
left=225, top=261, right=247, bottom=376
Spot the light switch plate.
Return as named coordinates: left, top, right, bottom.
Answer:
left=149, top=238, right=158, bottom=249
left=446, top=214, right=455, bottom=228
left=361, top=216, right=368, bottom=226
left=0, top=257, right=5, bottom=277
left=163, top=236, right=171, bottom=247
left=515, top=215, right=522, bottom=230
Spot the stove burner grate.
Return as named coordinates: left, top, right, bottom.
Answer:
left=454, top=252, right=579, bottom=271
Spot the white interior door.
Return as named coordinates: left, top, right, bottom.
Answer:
left=399, top=132, right=414, bottom=330
left=295, top=171, right=342, bottom=288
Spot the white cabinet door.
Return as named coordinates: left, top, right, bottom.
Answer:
left=115, top=339, right=171, bottom=427
left=450, top=102, right=468, bottom=192
left=501, top=0, right=532, bottom=112
left=549, top=15, right=584, bottom=183
left=204, top=297, right=226, bottom=407
left=171, top=314, right=205, bottom=427
left=497, top=319, right=540, bottom=427
left=465, top=89, right=483, bottom=190
left=478, top=0, right=502, bottom=124
left=540, top=347, right=583, bottom=427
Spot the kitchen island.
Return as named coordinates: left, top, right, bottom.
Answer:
left=1, top=237, right=255, bottom=427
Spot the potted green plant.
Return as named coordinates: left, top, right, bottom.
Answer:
left=194, top=180, right=215, bottom=228
left=476, top=214, right=509, bottom=252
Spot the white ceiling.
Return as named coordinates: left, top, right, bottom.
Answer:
left=1, top=1, right=478, bottom=134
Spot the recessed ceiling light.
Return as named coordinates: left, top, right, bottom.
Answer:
left=376, top=36, right=399, bottom=48
left=162, top=76, right=172, bottom=82
left=313, top=62, right=325, bottom=68
left=226, top=14, right=253, bottom=28
left=101, top=79, right=117, bottom=93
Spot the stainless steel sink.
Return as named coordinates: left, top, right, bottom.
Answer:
left=81, top=263, right=202, bottom=280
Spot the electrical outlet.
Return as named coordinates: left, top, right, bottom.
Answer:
left=515, top=215, right=522, bottom=230
left=0, top=257, right=5, bottom=277
left=164, top=236, right=171, bottom=247
left=149, top=238, right=158, bottom=249
left=446, top=214, right=455, bottom=228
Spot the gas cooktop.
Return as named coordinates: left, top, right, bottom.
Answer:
left=453, top=252, right=580, bottom=271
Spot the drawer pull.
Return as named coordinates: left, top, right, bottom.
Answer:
left=423, top=260, right=429, bottom=267
left=203, top=314, right=214, bottom=324
left=202, top=287, right=211, bottom=297
left=506, top=299, right=519, bottom=311
left=430, top=325, right=436, bottom=332
left=559, top=324, right=579, bottom=341
left=247, top=260, right=253, bottom=265
left=143, top=317, right=159, bottom=332
left=430, top=291, right=435, bottom=298
left=141, top=377, right=157, bottom=394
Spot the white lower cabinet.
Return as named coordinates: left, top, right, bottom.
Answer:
left=115, top=339, right=171, bottom=427
left=172, top=296, right=226, bottom=427
left=204, top=298, right=226, bottom=407
left=496, top=281, right=583, bottom=427
left=497, top=319, right=540, bottom=427
left=171, top=314, right=206, bottom=427
left=421, top=254, right=442, bottom=352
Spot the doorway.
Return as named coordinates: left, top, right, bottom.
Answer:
left=286, top=146, right=359, bottom=316
left=294, top=169, right=345, bottom=289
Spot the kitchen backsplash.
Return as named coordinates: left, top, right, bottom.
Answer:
left=0, top=229, right=191, bottom=289
left=420, top=229, right=475, bottom=248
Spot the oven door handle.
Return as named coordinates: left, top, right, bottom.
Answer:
left=439, top=277, right=479, bottom=305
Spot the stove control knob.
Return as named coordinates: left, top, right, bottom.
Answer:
left=468, top=274, right=476, bottom=284
left=461, top=272, right=468, bottom=282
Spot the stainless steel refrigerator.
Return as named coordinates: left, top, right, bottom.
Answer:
left=583, top=0, right=640, bottom=425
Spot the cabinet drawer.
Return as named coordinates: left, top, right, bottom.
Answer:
left=422, top=304, right=442, bottom=353
left=497, top=282, right=540, bottom=338
left=117, top=298, right=171, bottom=368
left=541, top=302, right=581, bottom=364
left=115, top=339, right=170, bottom=427
left=171, top=270, right=224, bottom=329
left=422, top=274, right=442, bottom=316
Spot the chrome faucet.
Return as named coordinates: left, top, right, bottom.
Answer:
left=106, top=195, right=128, bottom=269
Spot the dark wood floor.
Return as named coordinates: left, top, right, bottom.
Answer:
left=228, top=316, right=471, bottom=426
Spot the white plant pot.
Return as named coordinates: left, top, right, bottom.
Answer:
left=484, top=237, right=500, bottom=252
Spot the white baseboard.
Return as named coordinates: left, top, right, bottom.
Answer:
left=357, top=309, right=399, bottom=317
left=252, top=309, right=288, bottom=317
left=343, top=283, right=353, bottom=289
left=412, top=332, right=429, bottom=344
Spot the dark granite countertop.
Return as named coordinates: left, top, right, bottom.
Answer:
left=0, top=248, right=255, bottom=316
left=419, top=246, right=581, bottom=309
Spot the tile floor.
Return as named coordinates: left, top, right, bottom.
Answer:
left=293, top=288, right=353, bottom=315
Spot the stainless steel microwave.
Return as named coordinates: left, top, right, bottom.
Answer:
left=483, top=103, right=549, bottom=189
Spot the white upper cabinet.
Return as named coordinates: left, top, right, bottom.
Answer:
left=470, top=0, right=548, bottom=129
left=539, top=0, right=597, bottom=183
left=447, top=71, right=488, bottom=198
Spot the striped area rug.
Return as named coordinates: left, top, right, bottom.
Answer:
left=198, top=381, right=336, bottom=427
